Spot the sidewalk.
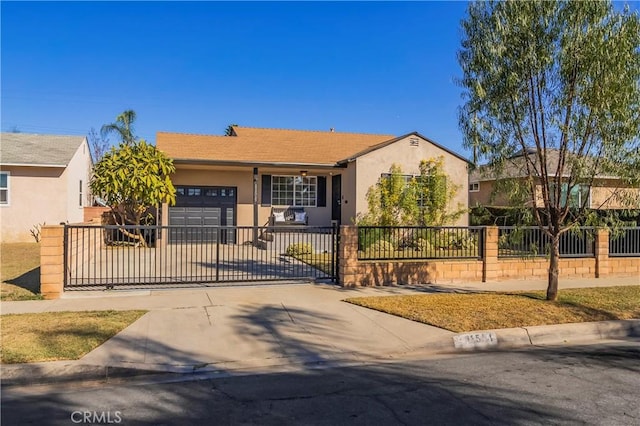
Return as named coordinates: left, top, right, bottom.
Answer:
left=2, top=277, right=639, bottom=385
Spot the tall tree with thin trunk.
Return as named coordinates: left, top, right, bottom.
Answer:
left=101, top=109, right=137, bottom=145
left=87, top=127, right=110, bottom=162
left=459, top=1, right=640, bottom=300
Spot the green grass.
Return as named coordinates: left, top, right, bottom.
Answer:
left=1, top=310, right=147, bottom=363
left=345, top=285, right=640, bottom=333
left=1, top=243, right=42, bottom=301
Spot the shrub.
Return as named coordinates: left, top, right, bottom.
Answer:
left=286, top=243, right=313, bottom=256
left=415, top=238, right=432, bottom=252
left=365, top=240, right=395, bottom=257
left=358, top=227, right=391, bottom=251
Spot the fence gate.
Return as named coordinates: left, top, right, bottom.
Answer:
left=64, top=224, right=339, bottom=290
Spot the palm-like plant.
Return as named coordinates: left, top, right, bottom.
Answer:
left=101, top=110, right=137, bottom=145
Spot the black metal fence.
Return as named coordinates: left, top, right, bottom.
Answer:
left=65, top=224, right=337, bottom=290
left=357, top=226, right=484, bottom=261
left=498, top=227, right=595, bottom=258
left=609, top=227, right=640, bottom=257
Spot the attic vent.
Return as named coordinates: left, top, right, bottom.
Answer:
left=409, top=137, right=419, bottom=147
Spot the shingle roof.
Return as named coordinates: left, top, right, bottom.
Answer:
left=156, top=126, right=396, bottom=166
left=0, top=133, right=86, bottom=166
left=470, top=149, right=620, bottom=181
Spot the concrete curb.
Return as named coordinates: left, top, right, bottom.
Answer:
left=451, top=319, right=640, bottom=351
left=2, top=320, right=639, bottom=387
left=0, top=361, right=163, bottom=387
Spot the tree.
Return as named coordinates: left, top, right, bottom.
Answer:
left=357, top=158, right=465, bottom=227
left=90, top=140, right=176, bottom=247
left=87, top=127, right=110, bottom=162
left=101, top=110, right=138, bottom=145
left=458, top=0, right=640, bottom=300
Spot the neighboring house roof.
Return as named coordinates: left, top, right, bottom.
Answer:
left=470, top=149, right=620, bottom=182
left=157, top=126, right=468, bottom=167
left=0, top=133, right=87, bottom=167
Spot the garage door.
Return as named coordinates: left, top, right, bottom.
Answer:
left=169, top=186, right=236, bottom=243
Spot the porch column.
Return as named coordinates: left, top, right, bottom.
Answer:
left=253, top=167, right=259, bottom=244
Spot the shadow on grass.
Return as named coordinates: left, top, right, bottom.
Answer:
left=6, top=267, right=41, bottom=293
left=513, top=291, right=622, bottom=322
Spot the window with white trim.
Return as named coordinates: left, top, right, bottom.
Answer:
left=79, top=180, right=83, bottom=207
left=272, top=176, right=317, bottom=207
left=0, top=172, right=9, bottom=205
left=469, top=182, right=480, bottom=192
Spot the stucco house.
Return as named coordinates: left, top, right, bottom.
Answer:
left=469, top=148, right=640, bottom=212
left=156, top=126, right=470, bottom=230
left=0, top=133, right=92, bottom=242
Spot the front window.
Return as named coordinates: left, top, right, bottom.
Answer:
left=272, top=176, right=317, bottom=207
left=0, top=172, right=9, bottom=205
left=551, top=183, right=590, bottom=208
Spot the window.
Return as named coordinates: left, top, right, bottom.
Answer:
left=0, top=172, right=9, bottom=205
left=469, top=182, right=480, bottom=192
left=79, top=180, right=83, bottom=207
left=272, top=176, right=317, bottom=207
left=550, top=183, right=590, bottom=208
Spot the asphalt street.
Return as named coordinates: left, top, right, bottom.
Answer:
left=2, top=339, right=639, bottom=425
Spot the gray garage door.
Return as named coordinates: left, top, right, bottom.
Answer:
left=169, top=186, right=236, bottom=243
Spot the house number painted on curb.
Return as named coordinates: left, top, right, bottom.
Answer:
left=453, top=332, right=498, bottom=349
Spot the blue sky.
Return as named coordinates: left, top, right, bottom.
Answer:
left=6, top=0, right=622, bottom=160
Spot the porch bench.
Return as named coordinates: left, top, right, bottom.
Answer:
left=270, top=207, right=308, bottom=228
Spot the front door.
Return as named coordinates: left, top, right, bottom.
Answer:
left=331, top=174, right=342, bottom=223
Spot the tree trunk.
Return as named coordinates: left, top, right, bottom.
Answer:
left=547, top=234, right=560, bottom=301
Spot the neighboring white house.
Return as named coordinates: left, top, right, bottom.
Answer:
left=0, top=133, right=93, bottom=242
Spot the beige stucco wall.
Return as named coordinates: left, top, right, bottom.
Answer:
left=340, top=162, right=358, bottom=224
left=168, top=165, right=333, bottom=227
left=471, top=178, right=640, bottom=210
left=0, top=139, right=92, bottom=242
left=63, top=140, right=93, bottom=223
left=590, top=180, right=640, bottom=209
left=352, top=135, right=470, bottom=226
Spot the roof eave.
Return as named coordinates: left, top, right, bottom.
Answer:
left=0, top=162, right=67, bottom=168
left=172, top=158, right=346, bottom=169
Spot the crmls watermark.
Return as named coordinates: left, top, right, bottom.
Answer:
left=70, top=411, right=122, bottom=424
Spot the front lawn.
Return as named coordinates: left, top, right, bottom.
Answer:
left=293, top=253, right=334, bottom=275
left=1, top=310, right=147, bottom=363
left=1, top=243, right=42, bottom=301
left=345, top=285, right=640, bottom=332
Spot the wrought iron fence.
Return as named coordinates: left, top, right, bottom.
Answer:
left=609, top=227, right=640, bottom=257
left=65, top=224, right=337, bottom=290
left=357, top=226, right=484, bottom=261
left=498, top=227, right=595, bottom=258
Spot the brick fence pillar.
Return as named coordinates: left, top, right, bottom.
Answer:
left=338, top=225, right=360, bottom=287
left=40, top=225, right=65, bottom=299
left=595, top=228, right=609, bottom=278
left=483, top=226, right=499, bottom=282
